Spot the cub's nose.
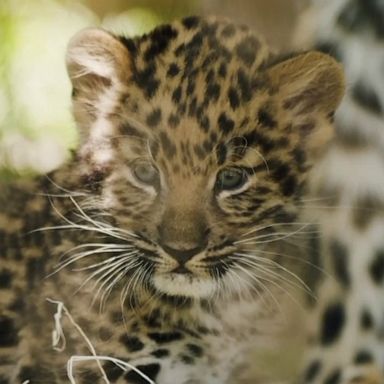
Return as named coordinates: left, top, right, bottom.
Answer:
left=160, top=243, right=206, bottom=264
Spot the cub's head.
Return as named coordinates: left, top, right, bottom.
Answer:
left=65, top=17, right=344, bottom=302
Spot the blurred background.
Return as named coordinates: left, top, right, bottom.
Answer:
left=0, top=0, right=307, bottom=177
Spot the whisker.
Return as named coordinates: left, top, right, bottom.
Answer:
left=100, top=263, right=138, bottom=310
left=94, top=259, right=140, bottom=312
left=236, top=260, right=307, bottom=312
left=34, top=195, right=137, bottom=245
left=74, top=257, right=135, bottom=296
left=130, top=267, right=147, bottom=309
left=240, top=248, right=330, bottom=279
left=57, top=246, right=133, bottom=268
left=236, top=229, right=319, bottom=244
left=121, top=264, right=143, bottom=314
left=92, top=262, right=131, bottom=302
left=227, top=269, right=264, bottom=304
left=63, top=243, right=132, bottom=254
left=34, top=221, right=130, bottom=243
left=234, top=264, right=283, bottom=315
left=237, top=223, right=316, bottom=245
left=41, top=175, right=88, bottom=197
left=241, top=222, right=313, bottom=238
left=47, top=247, right=134, bottom=278
left=234, top=252, right=313, bottom=294
left=72, top=255, right=132, bottom=272
left=233, top=255, right=315, bottom=300
left=70, top=199, right=136, bottom=238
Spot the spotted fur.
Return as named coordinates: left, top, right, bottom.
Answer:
left=0, top=16, right=344, bottom=383
left=294, top=1, right=384, bottom=383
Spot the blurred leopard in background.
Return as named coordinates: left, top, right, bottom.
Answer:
left=294, top=0, right=384, bottom=383
left=0, top=15, right=349, bottom=384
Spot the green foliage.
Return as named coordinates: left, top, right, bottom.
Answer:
left=0, top=0, right=199, bottom=175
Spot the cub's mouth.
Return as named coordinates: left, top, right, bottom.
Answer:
left=151, top=272, right=221, bottom=299
left=139, top=240, right=236, bottom=299
left=171, top=265, right=192, bottom=274
left=115, top=233, right=267, bottom=300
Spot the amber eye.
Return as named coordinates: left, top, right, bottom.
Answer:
left=215, top=167, right=248, bottom=191
left=132, top=161, right=159, bottom=185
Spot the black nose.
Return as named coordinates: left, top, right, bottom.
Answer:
left=161, top=243, right=205, bottom=264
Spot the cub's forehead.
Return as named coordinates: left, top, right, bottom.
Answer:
left=121, top=16, right=271, bottom=101
left=128, top=16, right=270, bottom=70
left=115, top=17, right=273, bottom=169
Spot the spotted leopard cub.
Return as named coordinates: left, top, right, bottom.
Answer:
left=0, top=17, right=344, bottom=383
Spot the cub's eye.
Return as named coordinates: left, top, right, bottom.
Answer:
left=132, top=161, right=159, bottom=185
left=215, top=167, right=248, bottom=192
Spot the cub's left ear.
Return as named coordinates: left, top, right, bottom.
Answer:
left=66, top=28, right=130, bottom=93
left=267, top=51, right=345, bottom=115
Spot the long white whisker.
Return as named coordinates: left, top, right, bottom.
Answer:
left=241, top=222, right=313, bottom=238
left=234, top=255, right=315, bottom=300
left=236, top=261, right=306, bottom=312
left=57, top=246, right=133, bottom=268
left=73, top=252, right=139, bottom=295
left=74, top=258, right=131, bottom=296
left=42, top=176, right=88, bottom=197
left=245, top=247, right=329, bottom=278
left=236, top=223, right=314, bottom=245
left=72, top=255, right=133, bottom=272
left=130, top=266, right=146, bottom=309
left=34, top=197, right=136, bottom=244
left=63, top=243, right=133, bottom=255
left=47, top=247, right=134, bottom=278
left=121, top=264, right=142, bottom=313
left=235, top=264, right=282, bottom=315
left=227, top=268, right=262, bottom=304
left=236, top=229, right=319, bottom=244
left=94, top=259, right=140, bottom=311
left=234, top=252, right=313, bottom=295
left=100, top=263, right=139, bottom=310
left=35, top=221, right=129, bottom=242
left=68, top=195, right=137, bottom=239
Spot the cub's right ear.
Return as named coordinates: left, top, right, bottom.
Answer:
left=66, top=28, right=131, bottom=94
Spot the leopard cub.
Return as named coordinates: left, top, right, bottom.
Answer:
left=0, top=16, right=344, bottom=384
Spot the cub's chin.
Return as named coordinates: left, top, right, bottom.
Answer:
left=152, top=272, right=219, bottom=299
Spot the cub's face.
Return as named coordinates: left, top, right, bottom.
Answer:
left=66, top=17, right=344, bottom=300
